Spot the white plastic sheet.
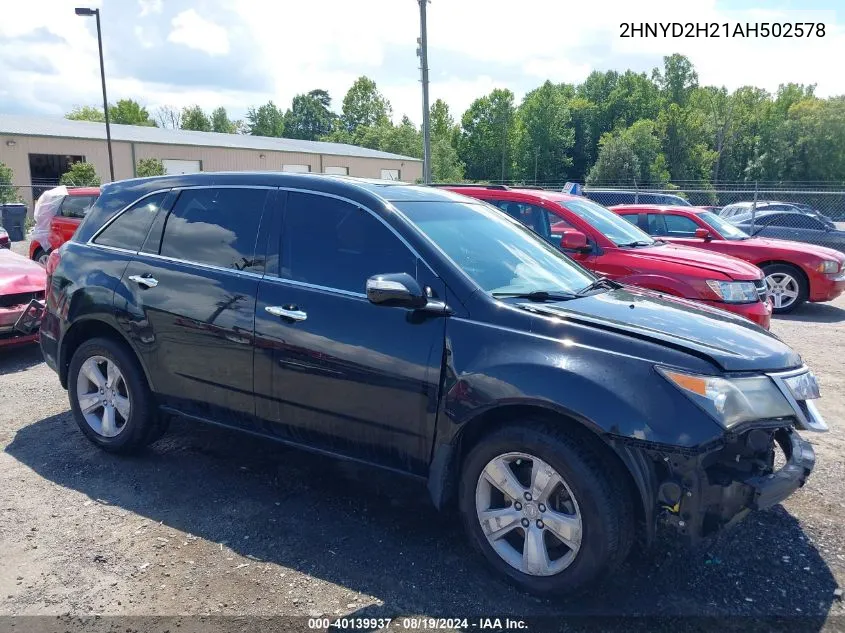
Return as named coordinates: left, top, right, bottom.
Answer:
left=30, top=186, right=67, bottom=248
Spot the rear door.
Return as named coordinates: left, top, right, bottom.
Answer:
left=253, top=190, right=446, bottom=474
left=118, top=186, right=273, bottom=426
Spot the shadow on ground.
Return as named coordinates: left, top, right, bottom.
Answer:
left=775, top=302, right=845, bottom=324
left=4, top=413, right=838, bottom=627
left=0, top=343, right=44, bottom=374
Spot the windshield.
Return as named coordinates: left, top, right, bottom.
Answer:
left=394, top=200, right=595, bottom=295
left=699, top=211, right=750, bottom=240
left=560, top=198, right=655, bottom=247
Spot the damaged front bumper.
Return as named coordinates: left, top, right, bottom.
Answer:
left=0, top=298, right=44, bottom=347
left=655, top=427, right=815, bottom=540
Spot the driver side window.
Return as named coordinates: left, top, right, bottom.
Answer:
left=280, top=192, right=417, bottom=294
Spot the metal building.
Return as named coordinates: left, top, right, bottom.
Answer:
left=0, top=114, right=422, bottom=210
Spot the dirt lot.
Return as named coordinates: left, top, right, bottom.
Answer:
left=1, top=240, right=844, bottom=632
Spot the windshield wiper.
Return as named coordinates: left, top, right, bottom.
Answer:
left=492, top=290, right=578, bottom=302
left=616, top=240, right=654, bottom=248
left=576, top=277, right=622, bottom=296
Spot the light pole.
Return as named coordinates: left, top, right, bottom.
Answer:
left=75, top=7, right=114, bottom=182
left=416, top=0, right=432, bottom=184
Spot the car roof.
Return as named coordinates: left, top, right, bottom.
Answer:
left=67, top=187, right=101, bottom=196
left=442, top=185, right=582, bottom=204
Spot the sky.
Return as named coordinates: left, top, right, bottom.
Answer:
left=0, top=0, right=843, bottom=127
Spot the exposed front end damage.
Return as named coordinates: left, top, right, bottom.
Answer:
left=647, top=426, right=815, bottom=540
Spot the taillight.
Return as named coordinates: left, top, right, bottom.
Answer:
left=45, top=248, right=62, bottom=276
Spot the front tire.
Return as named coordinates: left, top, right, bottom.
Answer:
left=68, top=337, right=157, bottom=454
left=762, top=264, right=807, bottom=313
left=33, top=247, right=50, bottom=266
left=459, top=423, right=633, bottom=596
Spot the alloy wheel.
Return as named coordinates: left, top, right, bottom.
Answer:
left=765, top=272, right=800, bottom=310
left=475, top=452, right=582, bottom=577
left=75, top=355, right=131, bottom=438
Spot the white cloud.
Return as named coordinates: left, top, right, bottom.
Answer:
left=167, top=9, right=229, bottom=56
left=138, top=0, right=163, bottom=17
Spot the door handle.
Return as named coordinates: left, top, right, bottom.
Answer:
left=128, top=274, right=159, bottom=289
left=265, top=306, right=307, bottom=322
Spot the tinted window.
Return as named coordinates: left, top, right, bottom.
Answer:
left=396, top=200, right=593, bottom=295
left=61, top=195, right=98, bottom=218
left=281, top=192, right=415, bottom=293
left=699, top=211, right=749, bottom=240
left=491, top=201, right=552, bottom=242
left=94, top=193, right=166, bottom=251
left=160, top=187, right=268, bottom=271
left=662, top=214, right=699, bottom=236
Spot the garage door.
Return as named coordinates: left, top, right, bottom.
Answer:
left=283, top=164, right=311, bottom=173
left=162, top=159, right=202, bottom=175
left=323, top=166, right=349, bottom=175
left=380, top=169, right=400, bottom=181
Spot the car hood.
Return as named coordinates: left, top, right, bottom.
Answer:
left=0, top=248, right=46, bottom=295
left=620, top=242, right=763, bottom=280
left=743, top=237, right=845, bottom=262
left=521, top=286, right=800, bottom=372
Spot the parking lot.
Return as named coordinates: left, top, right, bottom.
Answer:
left=1, top=239, right=844, bottom=630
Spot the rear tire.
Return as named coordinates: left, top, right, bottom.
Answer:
left=68, top=337, right=158, bottom=454
left=459, top=423, right=633, bottom=596
left=33, top=247, right=50, bottom=266
left=762, top=264, right=808, bottom=314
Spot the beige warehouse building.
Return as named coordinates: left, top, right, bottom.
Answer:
left=0, top=114, right=422, bottom=211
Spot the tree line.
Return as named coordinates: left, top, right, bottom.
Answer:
left=64, top=54, right=845, bottom=186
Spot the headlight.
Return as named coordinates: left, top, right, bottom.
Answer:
left=657, top=367, right=794, bottom=428
left=706, top=280, right=759, bottom=303
left=817, top=260, right=841, bottom=274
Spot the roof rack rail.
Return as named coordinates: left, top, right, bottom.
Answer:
left=427, top=183, right=510, bottom=190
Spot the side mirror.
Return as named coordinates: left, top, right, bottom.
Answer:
left=560, top=230, right=589, bottom=252
left=694, top=228, right=711, bottom=240
left=366, top=273, right=428, bottom=309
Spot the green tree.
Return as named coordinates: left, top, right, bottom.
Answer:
left=246, top=101, right=285, bottom=137
left=620, top=119, right=669, bottom=186
left=340, top=76, right=391, bottom=138
left=657, top=103, right=715, bottom=183
left=653, top=54, right=699, bottom=107
left=210, top=107, right=236, bottom=133
left=429, top=99, right=464, bottom=181
left=284, top=90, right=336, bottom=140
left=108, top=99, right=157, bottom=126
left=65, top=105, right=105, bottom=122
left=59, top=162, right=101, bottom=187
left=586, top=135, right=640, bottom=185
left=181, top=105, right=212, bottom=132
left=0, top=162, right=22, bottom=204
left=136, top=158, right=165, bottom=178
left=514, top=81, right=574, bottom=182
left=457, top=88, right=516, bottom=181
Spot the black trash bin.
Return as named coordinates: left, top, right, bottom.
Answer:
left=0, top=203, right=28, bottom=242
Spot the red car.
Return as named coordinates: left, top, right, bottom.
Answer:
left=0, top=247, right=46, bottom=348
left=613, top=204, right=845, bottom=313
left=29, top=187, right=100, bottom=264
left=446, top=186, right=772, bottom=328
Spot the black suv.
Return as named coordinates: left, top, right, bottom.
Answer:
left=40, top=172, right=825, bottom=596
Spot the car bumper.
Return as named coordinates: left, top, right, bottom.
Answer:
left=716, top=299, right=772, bottom=329
left=0, top=305, right=39, bottom=348
left=658, top=427, right=815, bottom=540
left=809, top=271, right=845, bottom=303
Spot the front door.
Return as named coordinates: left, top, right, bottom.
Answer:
left=254, top=191, right=446, bottom=474
left=118, top=186, right=273, bottom=426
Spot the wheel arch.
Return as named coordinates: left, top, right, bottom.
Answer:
left=59, top=317, right=153, bottom=391
left=428, top=403, right=654, bottom=544
left=757, top=260, right=810, bottom=288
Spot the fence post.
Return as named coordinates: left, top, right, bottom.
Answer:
left=634, top=179, right=639, bottom=204
left=751, top=180, right=758, bottom=234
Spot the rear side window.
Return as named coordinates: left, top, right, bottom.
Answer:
left=650, top=213, right=699, bottom=237
left=61, top=195, right=98, bottom=218
left=94, top=193, right=166, bottom=251
left=280, top=192, right=415, bottom=293
left=160, top=187, right=269, bottom=272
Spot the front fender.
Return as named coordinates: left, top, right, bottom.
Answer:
left=616, top=273, right=694, bottom=298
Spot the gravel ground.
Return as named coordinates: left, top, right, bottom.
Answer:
left=1, top=240, right=844, bottom=632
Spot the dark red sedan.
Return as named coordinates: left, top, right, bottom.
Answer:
left=613, top=204, right=845, bottom=313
